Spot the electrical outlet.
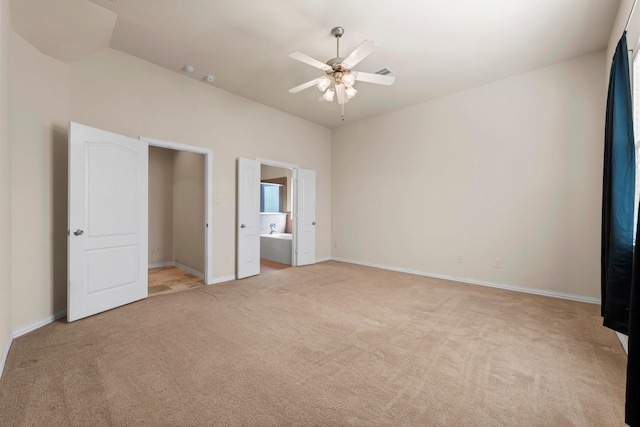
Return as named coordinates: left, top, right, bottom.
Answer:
left=154, top=247, right=161, bottom=253
left=457, top=256, right=463, bottom=263
left=334, top=242, right=338, bottom=249
left=494, top=258, right=501, bottom=268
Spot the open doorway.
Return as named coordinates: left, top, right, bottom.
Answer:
left=237, top=157, right=315, bottom=279
left=147, top=146, right=206, bottom=295
left=142, top=136, right=214, bottom=294
left=260, top=164, right=293, bottom=274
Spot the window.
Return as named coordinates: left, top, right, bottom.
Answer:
left=260, top=183, right=283, bottom=213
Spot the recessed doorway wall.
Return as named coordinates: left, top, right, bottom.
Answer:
left=142, top=136, right=214, bottom=287
left=148, top=146, right=206, bottom=294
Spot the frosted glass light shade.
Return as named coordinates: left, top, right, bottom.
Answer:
left=342, top=72, right=356, bottom=87
left=323, top=87, right=335, bottom=101
left=317, top=76, right=331, bottom=91
left=345, top=86, right=357, bottom=99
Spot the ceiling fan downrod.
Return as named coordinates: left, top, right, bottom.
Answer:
left=331, top=26, right=344, bottom=59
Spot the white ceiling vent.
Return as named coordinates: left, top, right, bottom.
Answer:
left=374, top=67, right=396, bottom=77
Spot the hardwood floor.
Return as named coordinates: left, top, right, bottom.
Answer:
left=260, top=258, right=291, bottom=274
left=148, top=266, right=204, bottom=296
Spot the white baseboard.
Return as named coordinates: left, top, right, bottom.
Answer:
left=12, top=310, right=67, bottom=339
left=209, top=275, right=236, bottom=285
left=0, top=333, right=12, bottom=380
left=617, top=332, right=629, bottom=354
left=149, top=261, right=204, bottom=279
left=173, top=262, right=204, bottom=279
left=149, top=262, right=172, bottom=269
left=331, top=257, right=601, bottom=305
left=316, top=257, right=332, bottom=263
left=1, top=309, right=67, bottom=380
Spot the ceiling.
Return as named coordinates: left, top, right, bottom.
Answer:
left=11, top=0, right=621, bottom=129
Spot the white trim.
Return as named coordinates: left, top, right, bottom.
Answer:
left=141, top=137, right=211, bottom=155
left=1, top=310, right=66, bottom=379
left=209, top=275, right=236, bottom=285
left=204, top=149, right=214, bottom=284
left=256, top=158, right=299, bottom=169
left=316, top=257, right=332, bottom=263
left=141, top=136, right=214, bottom=285
left=292, top=168, right=298, bottom=266
left=617, top=332, right=629, bottom=354
left=0, top=334, right=12, bottom=380
left=331, top=257, right=601, bottom=305
left=149, top=261, right=204, bottom=279
left=12, top=310, right=67, bottom=338
left=173, top=262, right=204, bottom=279
left=149, top=262, right=172, bottom=269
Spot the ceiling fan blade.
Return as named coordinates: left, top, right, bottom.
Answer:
left=354, top=71, right=395, bottom=85
left=288, top=51, right=332, bottom=72
left=335, top=84, right=349, bottom=105
left=289, top=78, right=320, bottom=94
left=341, top=40, right=376, bottom=70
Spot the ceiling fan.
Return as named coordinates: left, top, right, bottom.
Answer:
left=288, top=27, right=395, bottom=119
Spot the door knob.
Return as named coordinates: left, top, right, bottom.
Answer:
left=240, top=224, right=246, bottom=229
left=73, top=229, right=84, bottom=236
left=312, top=222, right=316, bottom=225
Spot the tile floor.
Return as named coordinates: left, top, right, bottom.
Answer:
left=148, top=266, right=204, bottom=296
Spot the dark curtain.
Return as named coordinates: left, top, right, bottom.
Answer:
left=602, top=32, right=639, bottom=426
left=602, top=32, right=636, bottom=335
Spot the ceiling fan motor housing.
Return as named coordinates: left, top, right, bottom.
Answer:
left=325, top=58, right=345, bottom=74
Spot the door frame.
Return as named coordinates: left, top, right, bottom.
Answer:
left=141, top=136, right=214, bottom=285
left=256, top=158, right=299, bottom=266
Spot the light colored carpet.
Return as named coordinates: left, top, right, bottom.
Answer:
left=0, top=261, right=626, bottom=426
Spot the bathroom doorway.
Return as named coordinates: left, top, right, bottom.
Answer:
left=237, top=157, right=315, bottom=279
left=260, top=164, right=293, bottom=274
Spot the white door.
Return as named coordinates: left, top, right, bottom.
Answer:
left=68, top=122, right=148, bottom=322
left=296, top=168, right=316, bottom=266
left=237, top=158, right=260, bottom=279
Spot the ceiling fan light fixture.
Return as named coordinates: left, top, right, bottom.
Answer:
left=288, top=26, right=395, bottom=119
left=345, top=86, right=357, bottom=99
left=342, top=72, right=356, bottom=87
left=317, top=76, right=331, bottom=92
left=323, top=87, right=335, bottom=102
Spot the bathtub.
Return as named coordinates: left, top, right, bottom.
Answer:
left=260, top=233, right=292, bottom=265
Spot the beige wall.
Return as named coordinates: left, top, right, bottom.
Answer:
left=172, top=151, right=205, bottom=274
left=9, top=31, right=69, bottom=328
left=149, top=147, right=206, bottom=274
left=69, top=47, right=332, bottom=280
left=608, top=1, right=639, bottom=71
left=148, top=146, right=174, bottom=265
left=0, top=0, right=12, bottom=364
left=332, top=51, right=606, bottom=299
